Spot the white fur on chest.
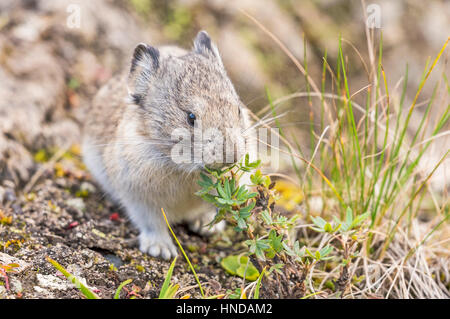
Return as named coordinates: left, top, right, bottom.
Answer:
left=84, top=110, right=209, bottom=223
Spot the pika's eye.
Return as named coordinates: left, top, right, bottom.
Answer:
left=187, top=112, right=196, bottom=127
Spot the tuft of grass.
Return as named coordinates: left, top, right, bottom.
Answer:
left=158, top=257, right=179, bottom=299
left=214, top=11, right=450, bottom=299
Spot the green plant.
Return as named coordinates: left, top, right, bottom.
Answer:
left=237, top=11, right=449, bottom=298
left=46, top=257, right=99, bottom=299
left=114, top=279, right=133, bottom=299
left=196, top=155, right=364, bottom=297
left=47, top=257, right=139, bottom=299
left=253, top=266, right=267, bottom=299
left=158, top=257, right=179, bottom=299
left=220, top=255, right=260, bottom=281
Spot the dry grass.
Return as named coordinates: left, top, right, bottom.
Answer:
left=241, top=2, right=449, bottom=298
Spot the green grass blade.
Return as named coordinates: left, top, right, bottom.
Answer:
left=161, top=208, right=205, bottom=297
left=159, top=256, right=177, bottom=299
left=114, top=279, right=132, bottom=299
left=46, top=257, right=99, bottom=299
left=253, top=266, right=267, bottom=299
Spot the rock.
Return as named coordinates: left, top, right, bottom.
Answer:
left=11, top=203, right=23, bottom=215
left=33, top=285, right=55, bottom=298
left=0, top=252, right=30, bottom=273
left=3, top=188, right=16, bottom=202
left=10, top=277, right=23, bottom=294
left=65, top=198, right=86, bottom=212
left=80, top=182, right=96, bottom=193
left=36, top=273, right=71, bottom=291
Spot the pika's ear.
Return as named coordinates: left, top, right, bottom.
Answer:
left=127, top=43, right=160, bottom=104
left=193, top=30, right=223, bottom=68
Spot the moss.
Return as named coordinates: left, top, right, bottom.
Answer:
left=325, top=280, right=335, bottom=291
left=75, top=189, right=89, bottom=198
left=0, top=210, right=13, bottom=225
left=163, top=6, right=193, bottom=41
left=24, top=193, right=36, bottom=202
left=109, top=264, right=118, bottom=272
left=33, top=149, right=49, bottom=163
left=129, top=0, right=152, bottom=16
left=187, top=244, right=198, bottom=253
left=135, top=265, right=145, bottom=272
left=67, top=78, right=80, bottom=90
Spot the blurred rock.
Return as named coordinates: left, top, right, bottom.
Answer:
left=0, top=252, right=30, bottom=273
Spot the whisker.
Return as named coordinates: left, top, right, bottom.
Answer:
left=243, top=111, right=290, bottom=134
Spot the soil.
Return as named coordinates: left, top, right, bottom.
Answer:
left=0, top=156, right=250, bottom=299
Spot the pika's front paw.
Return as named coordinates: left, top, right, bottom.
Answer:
left=139, top=231, right=177, bottom=260
left=188, top=211, right=226, bottom=236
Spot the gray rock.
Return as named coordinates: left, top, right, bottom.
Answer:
left=65, top=198, right=86, bottom=212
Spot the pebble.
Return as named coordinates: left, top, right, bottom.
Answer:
left=4, top=189, right=17, bottom=203
left=66, top=198, right=86, bottom=212
left=80, top=182, right=96, bottom=193
left=0, top=252, right=30, bottom=273
left=36, top=274, right=71, bottom=291
left=11, top=203, right=23, bottom=214
left=10, top=277, right=23, bottom=294
left=33, top=286, right=55, bottom=298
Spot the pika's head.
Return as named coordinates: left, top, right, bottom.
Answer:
left=127, top=31, right=251, bottom=172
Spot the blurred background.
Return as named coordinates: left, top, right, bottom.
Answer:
left=0, top=0, right=448, bottom=188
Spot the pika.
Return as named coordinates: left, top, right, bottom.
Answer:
left=82, top=31, right=255, bottom=260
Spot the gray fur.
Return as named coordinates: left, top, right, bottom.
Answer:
left=82, top=31, right=255, bottom=260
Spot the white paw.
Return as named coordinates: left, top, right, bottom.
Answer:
left=188, top=211, right=226, bottom=236
left=139, top=231, right=177, bottom=260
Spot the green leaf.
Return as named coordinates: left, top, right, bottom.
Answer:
left=324, top=222, right=333, bottom=233
left=237, top=218, right=247, bottom=230
left=236, top=263, right=259, bottom=281
left=268, top=230, right=283, bottom=252
left=159, top=256, right=178, bottom=299
left=244, top=153, right=250, bottom=166
left=220, top=255, right=260, bottom=281
left=217, top=183, right=228, bottom=199
left=305, top=248, right=315, bottom=259
left=311, top=216, right=327, bottom=229
left=346, top=207, right=353, bottom=225
left=240, top=200, right=256, bottom=214
left=224, top=179, right=231, bottom=198
left=253, top=267, right=266, bottom=299
left=114, top=279, right=132, bottom=299
left=319, top=245, right=333, bottom=258
left=46, top=257, right=99, bottom=299
left=351, top=212, right=370, bottom=229
left=261, top=210, right=272, bottom=225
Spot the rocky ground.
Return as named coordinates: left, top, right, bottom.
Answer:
left=0, top=0, right=250, bottom=299
left=0, top=0, right=448, bottom=299
left=0, top=154, right=248, bottom=298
